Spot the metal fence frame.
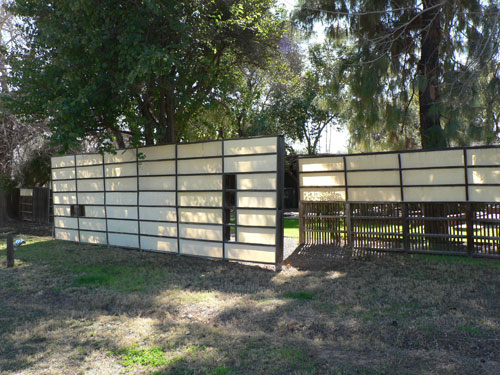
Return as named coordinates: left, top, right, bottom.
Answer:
left=298, top=145, right=500, bottom=258
left=52, top=136, right=285, bottom=267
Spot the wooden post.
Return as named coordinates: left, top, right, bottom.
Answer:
left=466, top=202, right=474, bottom=255
left=345, top=202, right=352, bottom=249
left=402, top=203, right=409, bottom=251
left=298, top=201, right=304, bottom=245
left=6, top=233, right=14, bottom=268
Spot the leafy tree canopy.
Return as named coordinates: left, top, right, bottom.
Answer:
left=7, top=0, right=285, bottom=152
left=295, top=0, right=500, bottom=150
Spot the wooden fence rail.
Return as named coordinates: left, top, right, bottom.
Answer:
left=299, top=201, right=500, bottom=258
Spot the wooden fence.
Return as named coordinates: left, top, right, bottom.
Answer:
left=299, top=201, right=500, bottom=258
left=19, top=188, right=53, bottom=223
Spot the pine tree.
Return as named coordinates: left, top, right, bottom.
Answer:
left=295, top=0, right=500, bottom=149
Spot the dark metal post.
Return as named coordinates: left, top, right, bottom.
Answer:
left=6, top=233, right=14, bottom=268
left=402, top=203, right=409, bottom=251
left=275, top=135, right=285, bottom=271
left=298, top=201, right=304, bottom=245
left=345, top=202, right=352, bottom=249
left=466, top=202, right=474, bottom=255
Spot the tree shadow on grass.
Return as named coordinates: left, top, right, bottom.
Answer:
left=0, top=239, right=499, bottom=374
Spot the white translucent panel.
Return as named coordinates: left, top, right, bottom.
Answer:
left=54, top=205, right=71, bottom=217
left=52, top=181, right=76, bottom=192
left=139, top=144, right=175, bottom=160
left=180, top=239, right=223, bottom=258
left=20, top=188, right=33, bottom=196
left=107, top=206, right=138, bottom=220
left=401, top=149, right=463, bottom=168
left=237, top=209, right=276, bottom=226
left=139, top=207, right=176, bottom=221
left=178, top=175, right=222, bottom=190
left=52, top=168, right=75, bottom=180
left=179, top=224, right=222, bottom=241
left=225, top=243, right=275, bottom=263
left=52, top=155, right=75, bottom=168
left=106, top=177, right=137, bottom=191
left=469, top=187, right=500, bottom=202
left=224, top=155, right=276, bottom=173
left=106, top=192, right=137, bottom=205
left=179, top=208, right=223, bottom=224
left=177, top=158, right=222, bottom=174
left=76, top=154, right=103, bottom=166
left=107, top=219, right=138, bottom=234
left=468, top=168, right=500, bottom=184
left=403, top=169, right=464, bottom=185
left=348, top=187, right=401, bottom=202
left=224, top=137, right=277, bottom=155
left=84, top=206, right=106, bottom=218
left=55, top=228, right=79, bottom=242
left=139, top=176, right=176, bottom=190
left=347, top=153, right=399, bottom=170
left=348, top=170, right=400, bottom=186
left=300, top=188, right=345, bottom=201
left=80, top=231, right=107, bottom=244
left=79, top=218, right=106, bottom=231
left=300, top=157, right=344, bottom=172
left=105, top=163, right=136, bottom=177
left=139, top=192, right=175, bottom=206
left=78, top=193, right=104, bottom=205
left=77, top=165, right=103, bottom=179
left=140, top=222, right=177, bottom=237
left=403, top=186, right=465, bottom=202
left=141, top=236, right=177, bottom=252
left=300, top=172, right=344, bottom=187
left=178, top=192, right=222, bottom=207
left=55, top=217, right=78, bottom=229
left=237, top=227, right=276, bottom=245
left=178, top=141, right=221, bottom=158
left=53, top=193, right=77, bottom=205
left=238, top=173, right=276, bottom=190
left=77, top=179, right=104, bottom=192
left=108, top=233, right=138, bottom=248
left=138, top=160, right=176, bottom=176
left=238, top=192, right=276, bottom=208
left=467, top=148, right=500, bottom=166
left=104, top=149, right=136, bottom=163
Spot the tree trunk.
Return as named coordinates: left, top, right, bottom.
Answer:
left=418, top=2, right=449, bottom=245
left=418, top=0, right=446, bottom=149
left=165, top=94, right=176, bottom=144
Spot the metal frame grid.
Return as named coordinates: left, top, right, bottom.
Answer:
left=51, top=135, right=284, bottom=267
left=299, top=145, right=500, bottom=199
left=298, top=145, right=500, bottom=258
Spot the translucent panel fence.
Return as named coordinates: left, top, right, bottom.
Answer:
left=51, top=136, right=284, bottom=266
left=298, top=146, right=500, bottom=258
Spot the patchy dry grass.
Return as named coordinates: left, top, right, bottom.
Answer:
left=0, top=235, right=499, bottom=375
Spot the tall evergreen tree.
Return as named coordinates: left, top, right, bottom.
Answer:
left=295, top=0, right=500, bottom=149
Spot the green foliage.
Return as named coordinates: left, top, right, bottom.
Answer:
left=295, top=1, right=500, bottom=150
left=113, top=344, right=168, bottom=368
left=283, top=291, right=315, bottom=300
left=8, top=0, right=285, bottom=152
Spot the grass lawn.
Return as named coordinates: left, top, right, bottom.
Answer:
left=0, top=235, right=499, bottom=375
left=284, top=218, right=299, bottom=238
